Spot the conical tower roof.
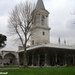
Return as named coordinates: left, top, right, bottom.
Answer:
left=36, top=0, right=45, bottom=10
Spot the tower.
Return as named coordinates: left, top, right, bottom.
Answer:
left=31, top=0, right=50, bottom=45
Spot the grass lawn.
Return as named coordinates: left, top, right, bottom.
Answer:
left=0, top=66, right=75, bottom=75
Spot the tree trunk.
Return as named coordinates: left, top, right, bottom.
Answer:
left=23, top=44, right=28, bottom=67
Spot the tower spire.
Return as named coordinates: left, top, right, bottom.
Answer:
left=36, top=0, right=45, bottom=10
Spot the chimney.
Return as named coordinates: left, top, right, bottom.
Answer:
left=64, top=39, right=66, bottom=45
left=18, top=46, right=23, bottom=50
left=58, top=37, right=60, bottom=44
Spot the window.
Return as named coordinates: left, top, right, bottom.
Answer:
left=32, top=40, right=34, bottom=45
left=34, top=16, right=36, bottom=25
left=43, top=32, right=45, bottom=35
left=41, top=15, right=45, bottom=25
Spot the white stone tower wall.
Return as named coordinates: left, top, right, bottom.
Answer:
left=30, top=0, right=50, bottom=46
left=31, top=28, right=50, bottom=45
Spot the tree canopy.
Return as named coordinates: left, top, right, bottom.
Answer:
left=0, top=34, right=7, bottom=48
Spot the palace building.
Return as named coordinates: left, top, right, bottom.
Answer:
left=18, top=0, right=75, bottom=66
left=0, top=0, right=75, bottom=66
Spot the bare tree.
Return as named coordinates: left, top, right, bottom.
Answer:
left=8, top=1, right=35, bottom=67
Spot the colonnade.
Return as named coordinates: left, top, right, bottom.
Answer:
left=27, top=50, right=75, bottom=66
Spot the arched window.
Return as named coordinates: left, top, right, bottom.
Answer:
left=41, top=15, right=45, bottom=25
left=34, top=16, right=36, bottom=25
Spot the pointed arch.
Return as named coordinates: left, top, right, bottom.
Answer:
left=47, top=49, right=55, bottom=66
left=57, top=51, right=65, bottom=65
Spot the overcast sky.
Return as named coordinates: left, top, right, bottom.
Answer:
left=0, top=0, right=75, bottom=50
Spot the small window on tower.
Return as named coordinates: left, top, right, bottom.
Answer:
left=43, top=32, right=45, bottom=35
left=32, top=40, right=34, bottom=45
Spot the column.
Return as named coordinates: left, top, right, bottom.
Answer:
left=65, top=55, right=67, bottom=65
left=38, top=55, right=40, bottom=66
left=44, top=54, right=47, bottom=66
left=16, top=53, right=19, bottom=65
left=1, top=52, right=4, bottom=67
left=1, top=56, right=4, bottom=67
left=73, top=55, right=74, bottom=65
left=55, top=54, right=57, bottom=65
left=27, top=56, right=29, bottom=66
left=32, top=55, right=34, bottom=66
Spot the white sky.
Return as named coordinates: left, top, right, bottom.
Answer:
left=0, top=0, right=75, bottom=50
